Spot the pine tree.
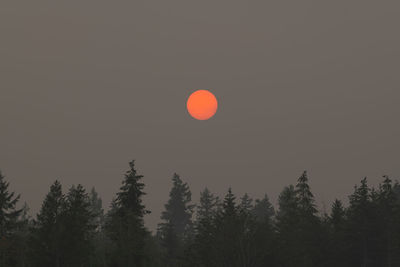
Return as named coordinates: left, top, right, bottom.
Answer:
left=377, top=176, right=400, bottom=266
left=33, top=180, right=65, bottom=267
left=239, top=193, right=253, bottom=213
left=192, top=188, right=219, bottom=267
left=14, top=202, right=32, bottom=267
left=252, top=194, right=276, bottom=267
left=106, top=160, right=150, bottom=267
left=89, top=187, right=104, bottom=230
left=196, top=188, right=219, bottom=223
left=213, top=188, right=242, bottom=267
left=62, top=184, right=96, bottom=266
left=237, top=193, right=257, bottom=267
left=295, top=171, right=324, bottom=267
left=347, top=177, right=374, bottom=267
left=252, top=194, right=275, bottom=223
left=158, top=173, right=194, bottom=267
left=327, top=199, right=349, bottom=267
left=0, top=171, right=22, bottom=266
left=160, top=173, right=194, bottom=239
left=330, top=199, right=345, bottom=230
left=295, top=171, right=317, bottom=216
left=89, top=187, right=106, bottom=267
left=275, top=185, right=300, bottom=267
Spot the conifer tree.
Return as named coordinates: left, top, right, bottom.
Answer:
left=294, top=171, right=323, bottom=267
left=89, top=187, right=106, bottom=267
left=213, top=188, right=242, bottom=267
left=237, top=193, right=258, bottom=267
left=347, top=177, right=373, bottom=267
left=252, top=194, right=275, bottom=223
left=62, top=184, right=96, bottom=266
left=196, top=188, right=219, bottom=223
left=330, top=199, right=345, bottom=230
left=89, top=187, right=104, bottom=230
left=15, top=202, right=31, bottom=267
left=0, top=171, right=22, bottom=266
left=158, top=173, right=194, bottom=266
left=192, top=188, right=219, bottom=267
left=327, top=199, right=348, bottom=267
left=106, top=160, right=150, bottom=267
left=295, top=171, right=317, bottom=216
left=239, top=193, right=253, bottom=213
left=33, top=180, right=65, bottom=267
left=275, top=185, right=299, bottom=267
left=377, top=176, right=400, bottom=266
left=160, top=174, right=194, bottom=239
left=252, top=194, right=276, bottom=267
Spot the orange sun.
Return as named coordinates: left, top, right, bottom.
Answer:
left=187, top=90, right=218, bottom=120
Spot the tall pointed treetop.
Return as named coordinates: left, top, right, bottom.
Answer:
left=295, top=171, right=317, bottom=215
left=115, top=160, right=149, bottom=217
left=0, top=171, right=22, bottom=236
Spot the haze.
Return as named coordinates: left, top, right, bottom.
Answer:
left=1, top=0, right=399, bottom=230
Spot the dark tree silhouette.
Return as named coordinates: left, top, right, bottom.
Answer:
left=213, top=188, right=242, bottom=267
left=62, top=184, right=96, bottom=266
left=347, top=177, right=374, bottom=267
left=33, top=180, right=64, bottom=267
left=158, top=173, right=194, bottom=267
left=191, top=188, right=219, bottom=267
left=294, top=171, right=324, bottom=267
left=0, top=166, right=400, bottom=267
left=105, top=160, right=150, bottom=267
left=275, top=185, right=299, bottom=267
left=252, top=194, right=275, bottom=223
left=0, top=171, right=22, bottom=266
left=252, top=194, right=276, bottom=267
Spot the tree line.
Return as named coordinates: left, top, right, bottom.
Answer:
left=0, top=160, right=400, bottom=267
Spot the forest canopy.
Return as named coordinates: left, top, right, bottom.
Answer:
left=0, top=161, right=400, bottom=267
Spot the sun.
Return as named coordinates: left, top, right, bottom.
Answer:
left=187, top=90, right=218, bottom=120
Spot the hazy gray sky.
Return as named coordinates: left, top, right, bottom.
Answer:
left=1, top=0, right=399, bottom=230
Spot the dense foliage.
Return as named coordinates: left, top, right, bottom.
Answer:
left=1, top=162, right=400, bottom=267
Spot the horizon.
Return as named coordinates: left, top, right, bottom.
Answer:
left=2, top=163, right=397, bottom=231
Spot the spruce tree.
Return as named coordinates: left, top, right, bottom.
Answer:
left=347, top=177, right=373, bottom=267
left=327, top=199, right=349, bottom=267
left=239, top=193, right=253, bottom=213
left=33, top=180, right=65, bottom=267
left=295, top=171, right=317, bottom=216
left=330, top=199, right=345, bottom=230
left=14, top=202, right=31, bottom=267
left=377, top=176, right=400, bottom=266
left=62, top=184, right=96, bottom=266
left=237, top=193, right=257, bottom=267
left=158, top=173, right=194, bottom=267
left=89, top=187, right=104, bottom=230
left=0, top=171, right=22, bottom=266
left=275, top=185, right=299, bottom=267
left=89, top=187, right=106, bottom=267
left=252, top=194, right=276, bottom=267
left=213, top=188, right=241, bottom=267
left=0, top=171, right=21, bottom=233
left=192, top=188, right=219, bottom=267
left=252, top=194, right=275, bottom=223
left=294, top=171, right=323, bottom=267
left=106, top=160, right=150, bottom=267
left=196, top=188, right=219, bottom=223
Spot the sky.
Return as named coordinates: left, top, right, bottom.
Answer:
left=1, top=0, right=399, bottom=230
